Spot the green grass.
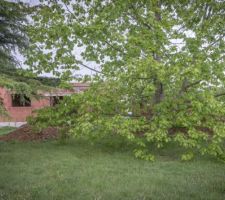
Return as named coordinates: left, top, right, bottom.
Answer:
left=0, top=138, right=224, bottom=200
left=0, top=127, right=16, bottom=136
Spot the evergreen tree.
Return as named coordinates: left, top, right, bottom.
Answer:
left=0, top=1, right=55, bottom=115
left=0, top=0, right=27, bottom=69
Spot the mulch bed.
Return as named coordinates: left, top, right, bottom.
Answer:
left=0, top=125, right=59, bottom=142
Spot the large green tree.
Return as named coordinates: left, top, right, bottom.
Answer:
left=28, top=0, right=225, bottom=161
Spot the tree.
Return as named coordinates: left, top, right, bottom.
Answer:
left=27, top=0, right=225, bottom=161
left=0, top=1, right=55, bottom=116
left=0, top=0, right=28, bottom=69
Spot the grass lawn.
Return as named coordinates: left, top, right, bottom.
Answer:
left=0, top=127, right=16, bottom=136
left=0, top=138, right=224, bottom=200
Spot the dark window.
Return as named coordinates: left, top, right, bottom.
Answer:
left=12, top=94, right=31, bottom=107
left=50, top=96, right=63, bottom=106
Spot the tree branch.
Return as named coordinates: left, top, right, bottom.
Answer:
left=76, top=60, right=105, bottom=75
left=215, top=92, right=225, bottom=98
left=185, top=80, right=202, bottom=89
left=129, top=4, right=153, bottom=31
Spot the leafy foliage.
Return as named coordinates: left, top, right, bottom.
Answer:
left=28, top=0, right=225, bottom=161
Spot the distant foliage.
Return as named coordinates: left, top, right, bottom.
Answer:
left=28, top=0, right=225, bottom=161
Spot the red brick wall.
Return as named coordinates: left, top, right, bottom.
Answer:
left=0, top=87, right=50, bottom=122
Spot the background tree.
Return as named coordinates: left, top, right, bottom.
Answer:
left=28, top=0, right=225, bottom=161
left=0, top=1, right=27, bottom=68
left=0, top=1, right=57, bottom=115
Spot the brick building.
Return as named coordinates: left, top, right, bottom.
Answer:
left=0, top=83, right=89, bottom=127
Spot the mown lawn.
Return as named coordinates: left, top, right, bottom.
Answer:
left=0, top=127, right=15, bottom=136
left=0, top=137, right=224, bottom=200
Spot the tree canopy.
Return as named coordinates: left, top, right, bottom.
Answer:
left=28, top=0, right=225, bottom=161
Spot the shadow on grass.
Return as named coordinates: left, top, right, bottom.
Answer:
left=52, top=134, right=223, bottom=163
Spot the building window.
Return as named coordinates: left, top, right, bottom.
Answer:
left=12, top=94, right=31, bottom=107
left=50, top=96, right=63, bottom=106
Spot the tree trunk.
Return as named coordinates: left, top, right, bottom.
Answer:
left=152, top=1, right=163, bottom=104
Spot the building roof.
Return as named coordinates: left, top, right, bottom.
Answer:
left=0, top=82, right=90, bottom=97
left=71, top=83, right=90, bottom=87
left=42, top=82, right=90, bottom=96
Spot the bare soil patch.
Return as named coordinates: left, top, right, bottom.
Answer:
left=0, top=125, right=59, bottom=142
